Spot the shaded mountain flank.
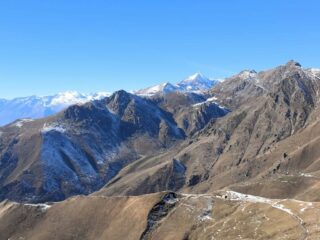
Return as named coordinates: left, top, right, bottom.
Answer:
left=97, top=61, right=320, bottom=201
left=0, top=90, right=226, bottom=202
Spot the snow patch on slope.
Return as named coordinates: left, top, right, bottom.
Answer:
left=40, top=132, right=103, bottom=194
left=198, top=197, right=213, bottom=222
left=308, top=68, right=320, bottom=75
left=13, top=119, right=34, bottom=128
left=24, top=203, right=51, bottom=212
left=222, top=191, right=310, bottom=235
left=237, top=70, right=257, bottom=80
left=192, top=96, right=229, bottom=113
left=193, top=96, right=218, bottom=107
left=42, top=123, right=67, bottom=133
left=223, top=191, right=273, bottom=204
left=299, top=173, right=313, bottom=178
left=305, top=68, right=320, bottom=81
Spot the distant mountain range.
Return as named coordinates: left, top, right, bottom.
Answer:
left=134, top=73, right=219, bottom=96
left=0, top=91, right=110, bottom=126
left=0, top=73, right=219, bottom=126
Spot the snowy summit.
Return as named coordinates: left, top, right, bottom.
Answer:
left=135, top=73, right=219, bottom=96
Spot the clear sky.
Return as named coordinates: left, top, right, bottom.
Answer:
left=0, top=0, right=319, bottom=98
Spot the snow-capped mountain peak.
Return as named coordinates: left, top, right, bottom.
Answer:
left=182, top=72, right=205, bottom=82
left=306, top=68, right=320, bottom=76
left=134, top=82, right=179, bottom=96
left=177, top=72, right=218, bottom=91
left=0, top=91, right=110, bottom=126
left=237, top=70, right=257, bottom=80
left=135, top=73, right=219, bottom=96
left=155, top=82, right=178, bottom=93
left=90, top=92, right=112, bottom=100
left=48, top=91, right=88, bottom=106
left=48, top=91, right=110, bottom=106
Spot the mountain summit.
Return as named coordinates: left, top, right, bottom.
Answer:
left=135, top=73, right=219, bottom=96
left=0, top=73, right=219, bottom=126
left=177, top=72, right=219, bottom=91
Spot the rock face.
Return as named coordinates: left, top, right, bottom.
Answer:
left=149, top=92, right=230, bottom=136
left=0, top=90, right=228, bottom=202
left=0, top=91, right=187, bottom=202
left=97, top=61, right=320, bottom=201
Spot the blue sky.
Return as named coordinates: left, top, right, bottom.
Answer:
left=0, top=0, right=319, bottom=98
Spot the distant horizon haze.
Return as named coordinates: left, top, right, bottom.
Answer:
left=0, top=0, right=319, bottom=98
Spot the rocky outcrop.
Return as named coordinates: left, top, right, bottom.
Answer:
left=98, top=61, right=320, bottom=200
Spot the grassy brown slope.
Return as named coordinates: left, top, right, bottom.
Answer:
left=0, top=193, right=163, bottom=240
left=1, top=191, right=320, bottom=240
left=227, top=120, right=320, bottom=201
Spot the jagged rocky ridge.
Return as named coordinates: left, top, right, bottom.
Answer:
left=134, top=73, right=219, bottom=96
left=0, top=90, right=227, bottom=202
left=2, top=61, right=320, bottom=239
left=1, top=61, right=320, bottom=206
left=0, top=73, right=218, bottom=126
left=97, top=61, right=320, bottom=201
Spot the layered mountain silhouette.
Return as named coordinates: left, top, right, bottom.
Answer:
left=134, top=72, right=219, bottom=96
left=1, top=61, right=320, bottom=239
left=0, top=91, right=110, bottom=126
left=0, top=73, right=217, bottom=126
left=0, top=89, right=228, bottom=202
left=98, top=61, right=320, bottom=199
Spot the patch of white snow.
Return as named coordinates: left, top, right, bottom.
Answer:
left=13, top=119, right=34, bottom=128
left=24, top=203, right=51, bottom=212
left=300, top=173, right=313, bottom=178
left=41, top=123, right=67, bottom=133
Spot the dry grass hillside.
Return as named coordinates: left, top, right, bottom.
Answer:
left=1, top=191, right=320, bottom=240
